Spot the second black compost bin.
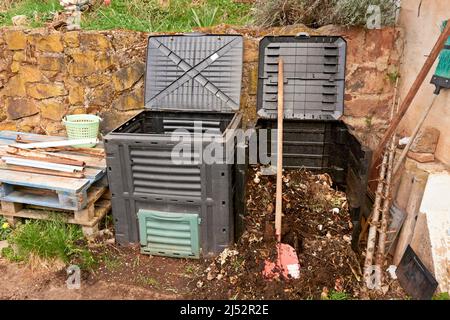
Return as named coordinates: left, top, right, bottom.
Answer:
left=104, top=34, right=245, bottom=257
left=256, top=34, right=372, bottom=247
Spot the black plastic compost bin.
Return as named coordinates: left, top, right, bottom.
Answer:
left=104, top=34, right=245, bottom=257
left=256, top=35, right=372, bottom=247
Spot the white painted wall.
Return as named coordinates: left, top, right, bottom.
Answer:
left=418, top=172, right=450, bottom=293
left=397, top=0, right=450, bottom=165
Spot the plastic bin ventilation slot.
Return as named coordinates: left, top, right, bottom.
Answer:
left=256, top=35, right=372, bottom=247
left=104, top=34, right=245, bottom=257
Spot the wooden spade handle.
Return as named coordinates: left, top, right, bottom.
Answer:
left=275, top=59, right=284, bottom=243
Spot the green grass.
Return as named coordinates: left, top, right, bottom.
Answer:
left=432, top=292, right=450, bottom=300
left=0, top=216, right=12, bottom=241
left=1, top=217, right=96, bottom=270
left=0, top=0, right=62, bottom=28
left=387, top=69, right=400, bottom=84
left=185, top=265, right=195, bottom=274
left=0, top=0, right=253, bottom=32
left=325, top=290, right=350, bottom=300
left=137, top=275, right=159, bottom=287
left=101, top=253, right=121, bottom=270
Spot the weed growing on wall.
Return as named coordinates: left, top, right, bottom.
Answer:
left=254, top=0, right=398, bottom=28
left=254, top=0, right=336, bottom=28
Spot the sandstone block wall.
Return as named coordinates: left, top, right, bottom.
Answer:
left=0, top=25, right=402, bottom=150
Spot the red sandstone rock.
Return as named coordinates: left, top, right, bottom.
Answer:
left=407, top=152, right=435, bottom=163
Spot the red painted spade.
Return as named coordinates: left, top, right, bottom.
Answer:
left=263, top=59, right=300, bottom=280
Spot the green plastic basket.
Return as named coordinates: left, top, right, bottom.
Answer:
left=62, top=114, right=101, bottom=148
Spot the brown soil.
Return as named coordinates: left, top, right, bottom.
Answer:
left=191, top=166, right=407, bottom=300
left=0, top=245, right=201, bottom=300
left=0, top=167, right=406, bottom=300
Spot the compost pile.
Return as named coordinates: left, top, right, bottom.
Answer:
left=194, top=166, right=364, bottom=300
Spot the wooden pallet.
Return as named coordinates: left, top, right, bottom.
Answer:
left=0, top=170, right=92, bottom=210
left=0, top=131, right=106, bottom=184
left=0, top=131, right=111, bottom=235
left=0, top=185, right=111, bottom=236
left=0, top=131, right=108, bottom=211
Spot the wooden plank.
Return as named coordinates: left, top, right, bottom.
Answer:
left=102, top=191, right=112, bottom=200
left=275, top=58, right=284, bottom=242
left=0, top=148, right=105, bottom=169
left=0, top=131, right=66, bottom=142
left=0, top=201, right=111, bottom=227
left=0, top=169, right=90, bottom=193
left=15, top=186, right=54, bottom=196
left=2, top=157, right=84, bottom=173
left=0, top=131, right=104, bottom=150
left=0, top=162, right=105, bottom=182
left=58, top=190, right=87, bottom=210
left=75, top=205, right=95, bottom=223
left=86, top=168, right=106, bottom=182
left=394, top=170, right=414, bottom=211
left=393, top=175, right=428, bottom=265
left=0, top=138, right=16, bottom=146
left=10, top=138, right=99, bottom=149
left=385, top=204, right=407, bottom=254
left=1, top=201, right=23, bottom=214
left=3, top=216, right=20, bottom=226
left=12, top=141, right=105, bottom=155
left=4, top=153, right=85, bottom=167
left=0, top=133, right=105, bottom=170
left=6, top=147, right=85, bottom=166
left=41, top=151, right=106, bottom=169
left=85, top=187, right=107, bottom=206
left=0, top=164, right=85, bottom=178
left=65, top=147, right=105, bottom=157
left=23, top=186, right=107, bottom=213
left=87, top=200, right=111, bottom=226
left=2, top=190, right=76, bottom=211
left=44, top=147, right=105, bottom=157
left=0, top=183, right=14, bottom=197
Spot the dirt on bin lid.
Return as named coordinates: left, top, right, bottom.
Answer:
left=190, top=166, right=407, bottom=300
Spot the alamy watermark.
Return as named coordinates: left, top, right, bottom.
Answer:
left=168, top=125, right=282, bottom=166
left=60, top=0, right=87, bottom=30
left=66, top=264, right=81, bottom=289
left=366, top=1, right=401, bottom=29
left=366, top=5, right=382, bottom=29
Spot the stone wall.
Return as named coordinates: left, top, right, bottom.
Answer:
left=0, top=25, right=402, bottom=150
left=0, top=27, right=148, bottom=134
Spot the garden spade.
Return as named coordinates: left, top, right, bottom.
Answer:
left=263, top=59, right=300, bottom=280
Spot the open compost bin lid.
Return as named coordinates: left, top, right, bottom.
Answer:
left=257, top=35, right=346, bottom=120
left=145, top=34, right=243, bottom=113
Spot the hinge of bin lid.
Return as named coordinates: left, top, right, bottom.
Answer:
left=331, top=166, right=345, bottom=184
left=184, top=32, right=205, bottom=36
left=198, top=217, right=202, bottom=224
left=360, top=157, right=370, bottom=175
left=295, top=32, right=310, bottom=38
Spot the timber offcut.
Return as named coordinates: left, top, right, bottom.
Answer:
left=0, top=131, right=110, bottom=236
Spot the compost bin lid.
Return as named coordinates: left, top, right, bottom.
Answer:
left=145, top=34, right=243, bottom=113
left=257, top=35, right=346, bottom=120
